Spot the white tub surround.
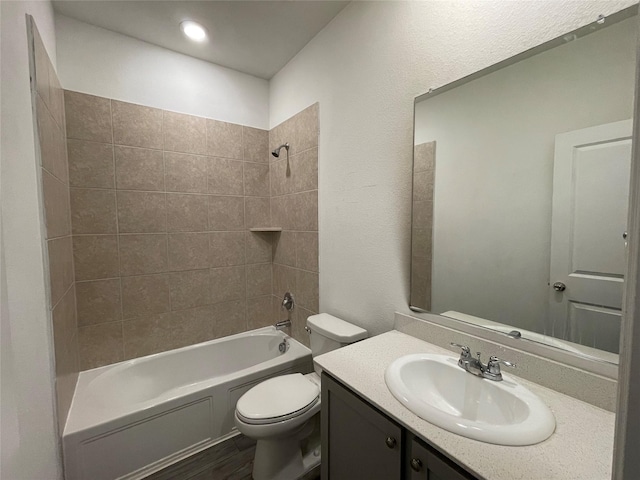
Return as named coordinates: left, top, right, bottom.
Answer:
left=314, top=330, right=615, bottom=480
left=63, top=327, right=312, bottom=480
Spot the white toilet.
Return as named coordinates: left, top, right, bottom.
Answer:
left=234, top=313, right=367, bottom=480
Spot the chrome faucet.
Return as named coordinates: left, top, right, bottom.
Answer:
left=281, top=292, right=295, bottom=311
left=275, top=319, right=291, bottom=331
left=450, top=343, right=516, bottom=381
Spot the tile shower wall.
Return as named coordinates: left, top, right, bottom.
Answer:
left=32, top=22, right=79, bottom=431
left=270, top=104, right=319, bottom=347
left=65, top=91, right=274, bottom=369
left=410, top=142, right=435, bottom=310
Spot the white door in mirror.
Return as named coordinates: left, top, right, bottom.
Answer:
left=384, top=354, right=556, bottom=446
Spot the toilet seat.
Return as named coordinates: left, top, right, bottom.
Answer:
left=236, top=373, right=320, bottom=425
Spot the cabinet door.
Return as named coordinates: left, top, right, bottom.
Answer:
left=322, top=373, right=403, bottom=480
left=407, top=436, right=477, bottom=480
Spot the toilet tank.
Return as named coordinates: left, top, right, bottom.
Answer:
left=306, top=313, right=368, bottom=358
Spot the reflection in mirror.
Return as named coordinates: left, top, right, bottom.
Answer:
left=410, top=7, right=638, bottom=365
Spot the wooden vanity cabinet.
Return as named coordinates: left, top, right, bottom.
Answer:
left=321, top=373, right=478, bottom=480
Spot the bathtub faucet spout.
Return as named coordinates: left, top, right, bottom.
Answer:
left=275, top=319, right=291, bottom=331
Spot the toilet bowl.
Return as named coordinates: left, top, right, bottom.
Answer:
left=234, top=313, right=367, bottom=480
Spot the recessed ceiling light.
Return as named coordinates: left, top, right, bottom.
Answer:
left=180, top=21, right=207, bottom=42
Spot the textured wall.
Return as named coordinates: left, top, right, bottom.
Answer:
left=55, top=14, right=270, bottom=129
left=268, top=0, right=637, bottom=336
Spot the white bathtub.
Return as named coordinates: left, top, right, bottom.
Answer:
left=63, top=327, right=312, bottom=480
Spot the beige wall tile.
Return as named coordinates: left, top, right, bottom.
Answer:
left=78, top=322, right=123, bottom=370
left=414, top=141, right=435, bottom=174
left=37, top=95, right=68, bottom=183
left=68, top=139, right=115, bottom=188
left=70, top=188, right=117, bottom=234
left=296, top=269, right=319, bottom=312
left=122, top=312, right=173, bottom=359
left=269, top=119, right=294, bottom=164
left=169, top=269, right=211, bottom=311
left=115, top=146, right=164, bottom=191
left=293, top=147, right=318, bottom=193
left=121, top=274, right=170, bottom=319
left=163, top=111, right=206, bottom=155
left=293, top=306, right=314, bottom=348
left=272, top=263, right=296, bottom=297
left=247, top=263, right=272, bottom=298
left=290, top=103, right=319, bottom=156
left=33, top=27, right=51, bottom=107
left=269, top=158, right=290, bottom=196
left=51, top=286, right=78, bottom=378
left=208, top=196, right=244, bottom=231
left=245, top=197, right=270, bottom=228
left=272, top=294, right=289, bottom=323
left=165, top=152, right=208, bottom=193
left=171, top=306, right=215, bottom=347
left=112, top=100, right=162, bottom=149
left=73, top=235, right=119, bottom=281
left=42, top=170, right=71, bottom=239
left=247, top=296, right=273, bottom=330
left=168, top=233, right=210, bottom=271
left=117, top=191, right=166, bottom=233
left=48, top=61, right=66, bottom=131
left=293, top=190, right=318, bottom=231
left=243, top=162, right=270, bottom=197
left=413, top=171, right=433, bottom=203
left=64, top=91, right=112, bottom=143
left=243, top=127, right=268, bottom=163
left=166, top=193, right=208, bottom=232
left=211, top=266, right=245, bottom=304
left=209, top=232, right=245, bottom=267
left=296, top=232, right=318, bottom=272
left=246, top=231, right=273, bottom=264
left=211, top=300, right=247, bottom=338
left=118, top=234, right=168, bottom=276
left=270, top=195, right=292, bottom=230
left=206, top=119, right=243, bottom=159
left=48, top=236, right=74, bottom=307
left=273, top=231, right=296, bottom=267
left=76, top=279, right=122, bottom=326
left=207, top=157, right=244, bottom=195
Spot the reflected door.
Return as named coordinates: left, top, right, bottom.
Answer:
left=548, top=119, right=632, bottom=353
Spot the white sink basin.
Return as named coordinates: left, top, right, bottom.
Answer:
left=385, top=354, right=555, bottom=445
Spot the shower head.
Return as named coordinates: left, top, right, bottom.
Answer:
left=271, top=143, right=289, bottom=158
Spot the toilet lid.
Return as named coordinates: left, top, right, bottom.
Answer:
left=236, top=373, right=320, bottom=422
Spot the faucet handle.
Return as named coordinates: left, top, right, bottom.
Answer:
left=487, top=356, right=516, bottom=373
left=450, top=342, right=471, bottom=358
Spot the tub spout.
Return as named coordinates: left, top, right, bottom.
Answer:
left=275, top=319, right=291, bottom=331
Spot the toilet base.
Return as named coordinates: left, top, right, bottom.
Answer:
left=251, top=420, right=321, bottom=480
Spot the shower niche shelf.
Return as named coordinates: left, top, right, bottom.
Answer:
left=249, top=227, right=282, bottom=232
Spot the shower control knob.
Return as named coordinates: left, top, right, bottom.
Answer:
left=552, top=282, right=566, bottom=292
left=410, top=458, right=423, bottom=472
left=385, top=437, right=397, bottom=449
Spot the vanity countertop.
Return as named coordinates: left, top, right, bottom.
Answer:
left=314, top=330, right=615, bottom=480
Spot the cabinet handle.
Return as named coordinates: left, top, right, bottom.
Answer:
left=410, top=458, right=423, bottom=472
left=385, top=436, right=397, bottom=449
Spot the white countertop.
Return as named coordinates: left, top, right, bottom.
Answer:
left=314, top=330, right=615, bottom=480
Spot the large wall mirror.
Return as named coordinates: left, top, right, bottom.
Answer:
left=410, top=6, right=638, bottom=366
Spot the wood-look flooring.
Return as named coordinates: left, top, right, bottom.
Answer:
left=145, top=434, right=321, bottom=480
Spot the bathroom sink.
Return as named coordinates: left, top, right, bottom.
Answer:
left=384, top=354, right=555, bottom=445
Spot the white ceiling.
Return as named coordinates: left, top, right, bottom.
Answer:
left=52, top=1, right=349, bottom=79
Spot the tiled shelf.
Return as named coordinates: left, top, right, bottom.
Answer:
left=249, top=227, right=282, bottom=232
